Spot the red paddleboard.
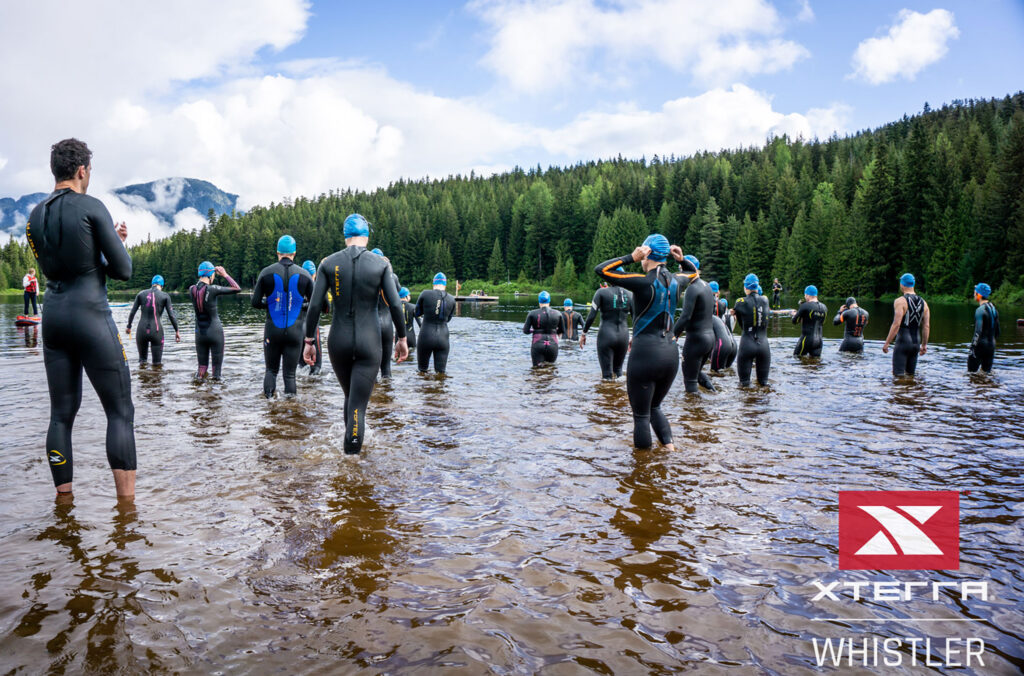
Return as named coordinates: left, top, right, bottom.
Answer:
left=15, top=315, right=40, bottom=326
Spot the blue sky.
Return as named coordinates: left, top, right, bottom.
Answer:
left=0, top=0, right=1021, bottom=240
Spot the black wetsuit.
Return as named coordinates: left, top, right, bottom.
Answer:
left=523, top=306, right=566, bottom=365
left=304, top=246, right=406, bottom=454
left=709, top=315, right=737, bottom=371
left=771, top=283, right=782, bottom=309
left=793, top=300, right=828, bottom=357
left=834, top=307, right=869, bottom=353
left=189, top=275, right=240, bottom=379
left=376, top=267, right=401, bottom=378
left=596, top=256, right=683, bottom=449
left=968, top=302, right=999, bottom=373
left=252, top=258, right=313, bottom=397
left=25, top=189, right=135, bottom=486
left=415, top=288, right=455, bottom=373
left=733, top=292, right=771, bottom=386
left=402, top=299, right=420, bottom=350
left=713, top=296, right=732, bottom=330
left=127, top=286, right=179, bottom=365
left=301, top=292, right=326, bottom=375
left=583, top=286, right=632, bottom=379
left=562, top=310, right=584, bottom=341
left=672, top=277, right=716, bottom=392
left=893, top=294, right=925, bottom=376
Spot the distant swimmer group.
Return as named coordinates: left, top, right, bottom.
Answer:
left=21, top=138, right=1008, bottom=496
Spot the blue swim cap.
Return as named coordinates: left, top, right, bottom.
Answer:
left=302, top=260, right=316, bottom=276
left=433, top=272, right=447, bottom=286
left=709, top=281, right=719, bottom=293
left=974, top=282, right=991, bottom=298
left=344, top=213, right=370, bottom=238
left=757, top=285, right=763, bottom=295
left=743, top=273, right=759, bottom=290
left=563, top=298, right=573, bottom=307
left=805, top=285, right=818, bottom=296
left=900, top=273, right=915, bottom=288
left=198, top=261, right=215, bottom=278
left=683, top=254, right=700, bottom=270
left=538, top=290, right=551, bottom=304
left=371, top=248, right=383, bottom=257
left=151, top=275, right=164, bottom=286
left=399, top=286, right=410, bottom=299
left=277, top=235, right=296, bottom=255
left=642, top=234, right=670, bottom=262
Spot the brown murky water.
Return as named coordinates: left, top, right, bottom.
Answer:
left=1, top=295, right=1022, bottom=674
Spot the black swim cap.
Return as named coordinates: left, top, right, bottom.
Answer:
left=846, top=297, right=856, bottom=306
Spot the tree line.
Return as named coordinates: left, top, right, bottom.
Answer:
left=4, top=93, right=1023, bottom=302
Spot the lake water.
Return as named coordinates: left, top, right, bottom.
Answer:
left=1, top=293, right=1022, bottom=674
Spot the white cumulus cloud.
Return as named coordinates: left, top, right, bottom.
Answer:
left=850, top=9, right=959, bottom=85
left=472, top=0, right=810, bottom=92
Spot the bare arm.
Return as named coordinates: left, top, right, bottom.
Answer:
left=882, top=298, right=905, bottom=352
left=920, top=302, right=930, bottom=354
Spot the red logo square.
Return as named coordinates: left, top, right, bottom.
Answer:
left=839, top=491, right=959, bottom=570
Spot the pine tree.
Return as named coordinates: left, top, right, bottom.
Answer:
left=697, top=197, right=725, bottom=281
left=487, top=238, right=506, bottom=283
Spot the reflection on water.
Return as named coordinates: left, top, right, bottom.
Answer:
left=0, top=294, right=1022, bottom=673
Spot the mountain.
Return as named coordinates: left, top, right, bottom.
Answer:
left=0, top=177, right=239, bottom=236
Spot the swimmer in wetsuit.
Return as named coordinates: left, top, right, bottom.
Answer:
left=302, top=213, right=408, bottom=454
left=189, top=261, right=241, bottom=379
left=126, top=275, right=180, bottom=365
left=731, top=273, right=771, bottom=386
left=596, top=234, right=689, bottom=451
left=252, top=236, right=314, bottom=397
left=709, top=315, right=737, bottom=371
left=793, top=285, right=828, bottom=357
left=582, top=281, right=632, bottom=379
left=523, top=291, right=567, bottom=365
left=301, top=260, right=326, bottom=375
left=968, top=283, right=999, bottom=373
left=415, top=273, right=456, bottom=373
left=833, top=296, right=869, bottom=353
left=882, top=273, right=930, bottom=376
left=561, top=299, right=585, bottom=343
left=709, top=281, right=732, bottom=330
left=770, top=278, right=782, bottom=309
left=370, top=248, right=401, bottom=379
left=671, top=254, right=715, bottom=392
left=25, top=138, right=135, bottom=497
left=399, top=287, right=420, bottom=351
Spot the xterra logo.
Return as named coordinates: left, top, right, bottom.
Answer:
left=839, top=491, right=959, bottom=570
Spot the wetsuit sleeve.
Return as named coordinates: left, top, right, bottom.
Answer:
left=91, top=200, right=132, bottom=281
left=127, top=293, right=142, bottom=329
left=792, top=304, right=805, bottom=325
left=595, top=255, right=648, bottom=292
left=164, top=295, right=180, bottom=332
left=251, top=271, right=269, bottom=309
left=993, top=307, right=1000, bottom=339
left=672, top=284, right=697, bottom=338
left=558, top=312, right=568, bottom=336
left=972, top=306, right=984, bottom=345
left=381, top=267, right=406, bottom=339
left=212, top=273, right=242, bottom=297
left=583, top=292, right=600, bottom=333
left=444, top=293, right=456, bottom=323
left=414, top=293, right=425, bottom=318
left=305, top=264, right=330, bottom=338
left=523, top=311, right=534, bottom=334
left=833, top=310, right=844, bottom=326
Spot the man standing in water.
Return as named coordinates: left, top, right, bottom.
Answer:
left=524, top=291, right=567, bottom=365
left=967, top=282, right=999, bottom=373
left=561, top=298, right=585, bottom=343
left=833, top=297, right=869, bottom=353
left=582, top=279, right=632, bottom=379
left=882, top=273, right=930, bottom=376
left=25, top=138, right=136, bottom=498
left=672, top=255, right=715, bottom=392
left=771, top=278, right=783, bottom=310
left=793, top=285, right=827, bottom=357
left=22, top=268, right=39, bottom=316
left=252, top=235, right=313, bottom=398
left=303, top=214, right=408, bottom=454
